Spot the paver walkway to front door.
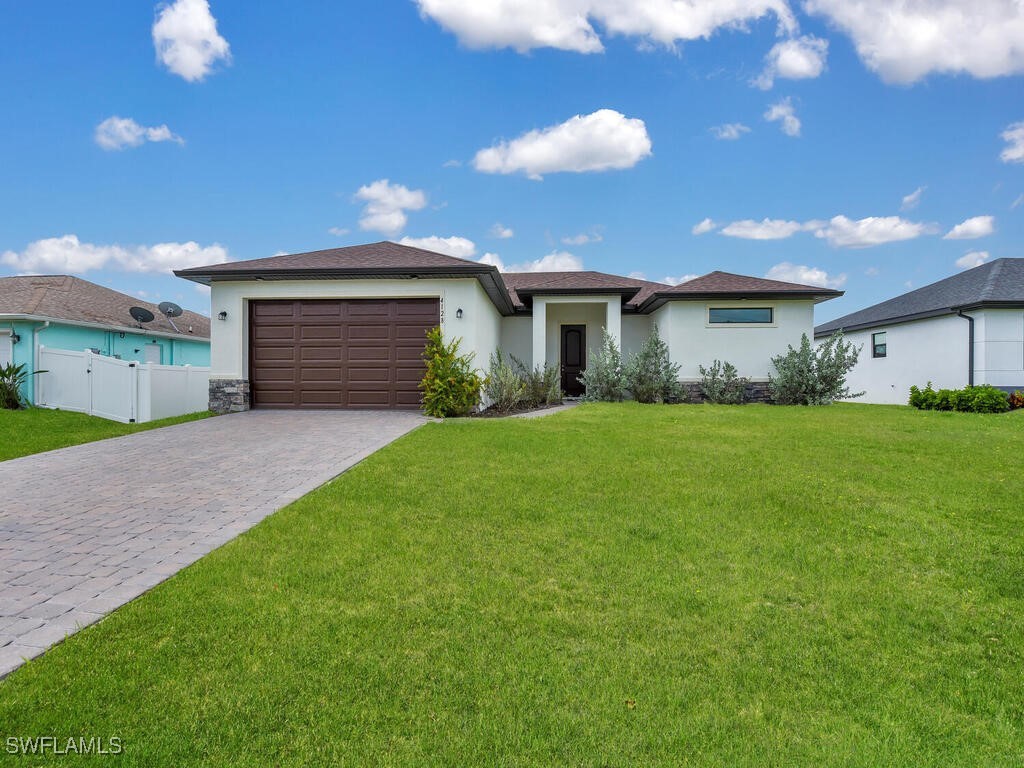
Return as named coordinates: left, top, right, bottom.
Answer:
left=0, top=409, right=424, bottom=677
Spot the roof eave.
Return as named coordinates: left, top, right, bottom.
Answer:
left=0, top=313, right=210, bottom=341
left=814, top=299, right=1024, bottom=337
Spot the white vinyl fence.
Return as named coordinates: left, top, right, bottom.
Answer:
left=37, top=346, right=209, bottom=423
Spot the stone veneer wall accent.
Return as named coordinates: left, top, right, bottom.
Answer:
left=678, top=380, right=771, bottom=404
left=209, top=379, right=251, bottom=413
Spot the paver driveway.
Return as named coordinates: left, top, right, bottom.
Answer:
left=0, top=410, right=424, bottom=677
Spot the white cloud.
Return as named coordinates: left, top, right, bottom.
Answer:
left=397, top=235, right=477, bottom=259
left=0, top=234, right=229, bottom=275
left=900, top=185, right=926, bottom=211
left=814, top=215, right=930, bottom=247
left=473, top=109, right=652, bottom=180
left=443, top=159, right=462, bottom=168
left=764, top=97, right=801, bottom=136
left=805, top=0, right=1024, bottom=84
left=414, top=0, right=795, bottom=54
left=720, top=218, right=807, bottom=239
left=489, top=223, right=514, bottom=239
left=692, top=217, right=718, bottom=235
left=627, top=270, right=647, bottom=280
left=766, top=261, right=847, bottom=288
left=1000, top=122, right=1024, bottom=163
left=152, top=0, right=231, bottom=82
left=480, top=250, right=584, bottom=272
left=327, top=226, right=350, bottom=236
left=754, top=35, right=829, bottom=89
left=865, top=266, right=880, bottom=276
left=561, top=231, right=603, bottom=245
left=661, top=274, right=699, bottom=285
left=943, top=215, right=995, bottom=240
left=710, top=123, right=751, bottom=140
left=956, top=250, right=991, bottom=269
left=354, top=179, right=427, bottom=236
left=1011, top=193, right=1024, bottom=209
left=94, top=116, right=184, bottom=151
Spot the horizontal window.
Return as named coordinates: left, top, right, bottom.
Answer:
left=872, top=331, right=887, bottom=358
left=708, top=307, right=773, bottom=325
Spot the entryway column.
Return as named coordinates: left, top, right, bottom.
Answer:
left=605, top=299, right=622, bottom=351
left=532, top=297, right=547, bottom=369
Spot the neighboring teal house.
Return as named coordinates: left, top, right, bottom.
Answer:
left=0, top=275, right=210, bottom=405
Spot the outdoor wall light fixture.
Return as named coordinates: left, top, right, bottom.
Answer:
left=10, top=333, right=20, bottom=345
left=218, top=311, right=228, bottom=321
left=456, top=308, right=463, bottom=319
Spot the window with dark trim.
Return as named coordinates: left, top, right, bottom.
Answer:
left=872, top=331, right=887, bottom=358
left=708, top=307, right=773, bottom=324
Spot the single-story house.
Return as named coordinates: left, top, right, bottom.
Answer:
left=814, top=258, right=1024, bottom=404
left=175, top=241, right=842, bottom=411
left=0, top=275, right=211, bottom=405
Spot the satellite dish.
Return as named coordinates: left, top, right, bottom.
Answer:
left=129, top=306, right=155, bottom=325
left=158, top=301, right=183, bottom=318
left=158, top=301, right=184, bottom=332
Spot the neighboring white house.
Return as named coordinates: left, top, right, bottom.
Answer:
left=175, top=241, right=842, bottom=412
left=814, top=258, right=1024, bottom=404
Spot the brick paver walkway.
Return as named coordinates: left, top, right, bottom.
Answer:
left=0, top=410, right=424, bottom=677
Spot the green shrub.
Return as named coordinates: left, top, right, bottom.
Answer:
left=510, top=355, right=562, bottom=409
left=580, top=329, right=626, bottom=402
left=769, top=332, right=863, bottom=405
left=908, top=382, right=1010, bottom=413
left=482, top=350, right=525, bottom=414
left=419, top=327, right=483, bottom=418
left=0, top=363, right=45, bottom=410
left=625, top=325, right=682, bottom=404
left=698, top=360, right=749, bottom=404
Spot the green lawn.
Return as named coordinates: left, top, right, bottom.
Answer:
left=0, top=408, right=213, bottom=461
left=1, top=403, right=1022, bottom=765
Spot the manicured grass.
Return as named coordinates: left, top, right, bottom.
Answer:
left=0, top=408, right=213, bottom=461
left=1, top=403, right=1022, bottom=765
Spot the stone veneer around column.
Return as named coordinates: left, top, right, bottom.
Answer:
left=209, top=379, right=251, bottom=413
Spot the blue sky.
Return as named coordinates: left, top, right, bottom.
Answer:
left=1, top=0, right=1022, bottom=322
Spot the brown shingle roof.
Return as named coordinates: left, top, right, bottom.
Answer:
left=502, top=271, right=667, bottom=308
left=176, top=240, right=488, bottom=275
left=662, top=271, right=842, bottom=295
left=0, top=275, right=210, bottom=339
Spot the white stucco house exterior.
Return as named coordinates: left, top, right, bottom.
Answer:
left=814, top=258, right=1024, bottom=405
left=175, top=241, right=842, bottom=411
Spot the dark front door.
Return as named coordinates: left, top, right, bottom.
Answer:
left=560, top=324, right=586, bottom=397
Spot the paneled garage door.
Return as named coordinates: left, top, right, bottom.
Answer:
left=249, top=298, right=439, bottom=409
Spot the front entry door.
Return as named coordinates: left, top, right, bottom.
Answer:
left=561, top=324, right=586, bottom=396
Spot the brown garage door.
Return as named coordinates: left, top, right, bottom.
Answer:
left=249, top=298, right=439, bottom=409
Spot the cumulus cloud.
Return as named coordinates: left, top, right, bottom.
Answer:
left=414, top=0, right=795, bottom=54
left=900, top=185, right=926, bottom=211
left=1000, top=122, right=1024, bottom=163
left=764, top=97, right=801, bottom=136
left=473, top=109, right=652, bottom=180
left=489, top=223, right=514, bottom=239
left=814, top=215, right=931, bottom=247
left=561, top=230, right=603, bottom=245
left=327, top=226, right=350, bottom=236
left=956, top=251, right=991, bottom=269
left=944, top=215, right=995, bottom=240
left=479, top=250, right=584, bottom=272
left=94, top=116, right=184, bottom=151
left=710, top=123, right=751, bottom=140
left=720, top=218, right=808, bottom=239
left=354, top=179, right=427, bottom=236
left=805, top=0, right=1024, bottom=84
left=0, top=234, right=228, bottom=275
left=692, top=218, right=718, bottom=235
left=397, top=235, right=477, bottom=259
left=766, top=261, right=846, bottom=288
left=661, top=274, right=700, bottom=285
left=152, top=0, right=231, bottom=82
left=753, top=35, right=829, bottom=89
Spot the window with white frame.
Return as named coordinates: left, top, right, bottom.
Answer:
left=872, top=331, right=887, bottom=358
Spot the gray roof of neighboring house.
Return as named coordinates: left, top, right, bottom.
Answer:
left=815, top=258, right=1024, bottom=337
left=0, top=275, right=210, bottom=339
left=176, top=241, right=842, bottom=316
